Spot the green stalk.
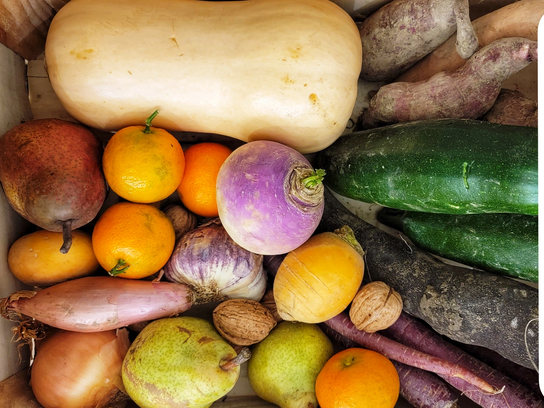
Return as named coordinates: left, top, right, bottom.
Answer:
left=144, top=110, right=160, bottom=134
left=109, top=259, right=130, bottom=276
left=302, top=169, right=326, bottom=189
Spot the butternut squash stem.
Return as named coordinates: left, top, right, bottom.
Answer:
left=302, top=169, right=326, bottom=188
left=144, top=109, right=160, bottom=134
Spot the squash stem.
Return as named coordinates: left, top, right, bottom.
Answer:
left=109, top=259, right=130, bottom=276
left=302, top=169, right=326, bottom=189
left=144, top=110, right=160, bottom=134
left=334, top=225, right=365, bottom=257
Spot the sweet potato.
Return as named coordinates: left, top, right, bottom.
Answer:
left=358, top=0, right=478, bottom=82
left=361, top=37, right=537, bottom=127
left=482, top=89, right=538, bottom=127
left=316, top=188, right=539, bottom=369
left=397, top=0, right=544, bottom=82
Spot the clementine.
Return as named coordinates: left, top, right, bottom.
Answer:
left=177, top=142, right=232, bottom=217
left=102, top=110, right=185, bottom=204
left=315, top=347, right=400, bottom=408
left=92, top=201, right=175, bottom=279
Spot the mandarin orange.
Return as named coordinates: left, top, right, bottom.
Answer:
left=177, top=142, right=232, bottom=217
left=102, top=110, right=185, bottom=204
left=92, top=201, right=175, bottom=279
left=316, top=347, right=400, bottom=408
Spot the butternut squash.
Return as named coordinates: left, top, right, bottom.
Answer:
left=44, top=0, right=362, bottom=154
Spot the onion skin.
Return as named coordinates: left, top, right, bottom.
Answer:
left=163, top=218, right=267, bottom=303
left=216, top=140, right=324, bottom=255
left=1, top=276, right=193, bottom=332
left=31, top=329, right=131, bottom=408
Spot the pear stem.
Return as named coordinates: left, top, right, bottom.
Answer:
left=220, top=347, right=251, bottom=371
left=60, top=220, right=73, bottom=254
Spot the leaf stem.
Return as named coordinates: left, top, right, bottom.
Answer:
left=302, top=169, right=326, bottom=189
left=144, top=110, right=160, bottom=134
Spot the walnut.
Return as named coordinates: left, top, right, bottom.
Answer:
left=259, top=289, right=283, bottom=323
left=163, top=204, right=197, bottom=240
left=349, top=281, right=403, bottom=333
left=213, top=299, right=278, bottom=346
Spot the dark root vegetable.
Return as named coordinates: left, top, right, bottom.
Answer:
left=383, top=312, right=544, bottom=408
left=216, top=140, right=325, bottom=255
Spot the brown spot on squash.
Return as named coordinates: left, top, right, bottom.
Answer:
left=309, top=93, right=318, bottom=104
left=70, top=49, right=94, bottom=60
left=282, top=75, right=295, bottom=84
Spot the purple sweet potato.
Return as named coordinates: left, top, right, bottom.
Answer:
left=383, top=312, right=544, bottom=408
left=361, top=37, right=538, bottom=128
left=482, top=88, right=538, bottom=127
left=359, top=0, right=478, bottom=82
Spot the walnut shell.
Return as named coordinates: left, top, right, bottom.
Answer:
left=213, top=299, right=277, bottom=346
left=259, top=289, right=283, bottom=323
left=163, top=204, right=197, bottom=240
left=349, top=281, right=403, bottom=333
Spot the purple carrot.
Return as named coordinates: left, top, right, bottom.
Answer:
left=454, top=341, right=541, bottom=397
left=362, top=37, right=538, bottom=128
left=325, top=312, right=497, bottom=394
left=383, top=311, right=544, bottom=408
left=320, top=323, right=461, bottom=408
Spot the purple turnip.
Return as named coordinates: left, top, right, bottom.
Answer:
left=216, top=140, right=325, bottom=255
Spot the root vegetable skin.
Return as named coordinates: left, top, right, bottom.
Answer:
left=325, top=313, right=497, bottom=394
left=0, top=276, right=193, bottom=332
left=397, top=0, right=544, bottom=82
left=482, top=88, right=538, bottom=127
left=363, top=37, right=537, bottom=126
left=358, top=0, right=478, bottom=82
left=384, top=312, right=544, bottom=408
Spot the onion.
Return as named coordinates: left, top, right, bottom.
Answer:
left=30, top=328, right=131, bottom=408
left=163, top=218, right=267, bottom=302
left=0, top=276, right=194, bottom=333
left=216, top=140, right=325, bottom=255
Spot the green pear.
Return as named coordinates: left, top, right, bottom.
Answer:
left=122, top=316, right=250, bottom=408
left=248, top=321, right=334, bottom=408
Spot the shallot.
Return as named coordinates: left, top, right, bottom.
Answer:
left=1, top=276, right=193, bottom=333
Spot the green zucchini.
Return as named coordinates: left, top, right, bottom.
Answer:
left=315, top=119, right=538, bottom=215
left=377, top=209, right=538, bottom=283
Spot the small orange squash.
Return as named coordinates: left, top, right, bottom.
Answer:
left=273, top=226, right=364, bottom=323
left=8, top=229, right=99, bottom=287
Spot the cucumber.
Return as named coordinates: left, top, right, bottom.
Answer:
left=377, top=209, right=538, bottom=283
left=315, top=119, right=538, bottom=215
